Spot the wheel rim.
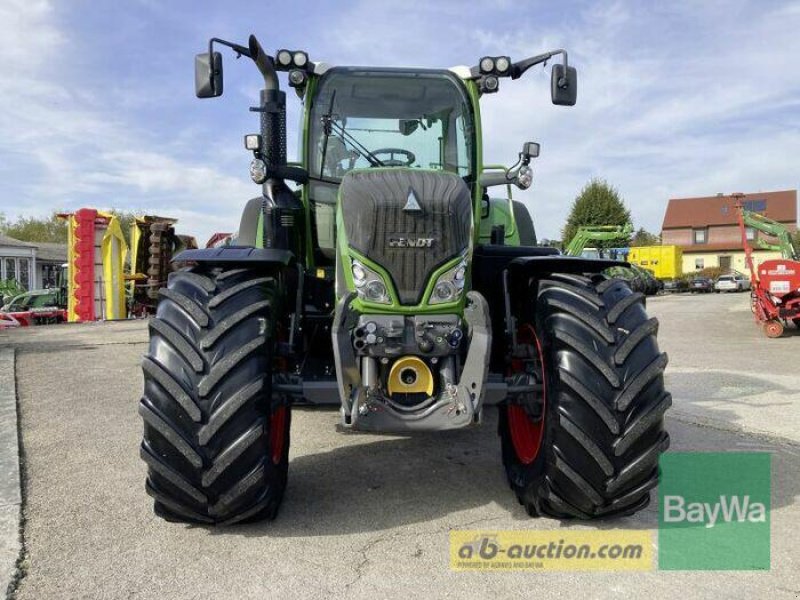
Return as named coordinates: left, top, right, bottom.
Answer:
left=764, top=321, right=784, bottom=338
left=270, top=406, right=287, bottom=465
left=507, top=324, right=546, bottom=465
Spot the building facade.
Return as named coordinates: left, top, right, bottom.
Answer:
left=0, top=234, right=67, bottom=290
left=661, top=190, right=797, bottom=274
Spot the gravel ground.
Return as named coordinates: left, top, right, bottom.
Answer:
left=4, top=293, right=800, bottom=599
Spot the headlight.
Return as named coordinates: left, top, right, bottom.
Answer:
left=517, top=164, right=533, bottom=189
left=293, top=51, right=308, bottom=68
left=433, top=281, right=457, bottom=302
left=276, top=50, right=292, bottom=67
left=495, top=56, right=510, bottom=73
left=365, top=280, right=388, bottom=302
left=250, top=158, right=268, bottom=184
left=429, top=256, right=468, bottom=305
left=288, top=69, right=307, bottom=88
left=480, top=57, right=495, bottom=73
left=351, top=260, right=391, bottom=304
left=243, top=134, right=261, bottom=151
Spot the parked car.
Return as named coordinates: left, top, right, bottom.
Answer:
left=0, top=290, right=66, bottom=326
left=689, top=277, right=714, bottom=293
left=715, top=273, right=751, bottom=293
left=663, top=278, right=689, bottom=293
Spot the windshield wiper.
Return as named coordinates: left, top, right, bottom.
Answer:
left=319, top=99, right=385, bottom=171
left=327, top=121, right=385, bottom=168
left=319, top=91, right=337, bottom=179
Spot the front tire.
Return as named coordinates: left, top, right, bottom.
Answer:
left=139, top=266, right=290, bottom=524
left=500, top=274, right=671, bottom=519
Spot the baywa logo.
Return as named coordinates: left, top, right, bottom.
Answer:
left=663, top=494, right=766, bottom=529
left=658, top=452, right=771, bottom=570
left=388, top=237, right=435, bottom=248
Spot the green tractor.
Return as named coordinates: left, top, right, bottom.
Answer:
left=139, top=35, right=671, bottom=524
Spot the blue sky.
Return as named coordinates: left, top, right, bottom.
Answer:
left=1, top=0, right=799, bottom=244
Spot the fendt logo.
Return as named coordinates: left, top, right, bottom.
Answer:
left=388, top=237, right=435, bottom=248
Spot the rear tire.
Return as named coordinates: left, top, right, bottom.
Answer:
left=139, top=266, right=290, bottom=524
left=500, top=274, right=671, bottom=519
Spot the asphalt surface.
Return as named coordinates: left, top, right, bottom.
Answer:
left=0, top=349, right=21, bottom=597
left=3, top=293, right=800, bottom=599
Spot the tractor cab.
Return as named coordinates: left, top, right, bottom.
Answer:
left=306, top=68, right=476, bottom=264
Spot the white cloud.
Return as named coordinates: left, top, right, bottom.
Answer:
left=475, top=0, right=800, bottom=238
left=1, top=0, right=798, bottom=248
left=0, top=0, right=252, bottom=244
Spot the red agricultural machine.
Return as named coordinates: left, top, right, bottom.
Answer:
left=736, top=200, right=800, bottom=338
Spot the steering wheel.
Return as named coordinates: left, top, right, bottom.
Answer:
left=372, top=148, right=416, bottom=167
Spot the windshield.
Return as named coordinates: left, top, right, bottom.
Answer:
left=309, top=69, right=474, bottom=181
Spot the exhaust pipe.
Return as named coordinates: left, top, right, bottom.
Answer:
left=248, top=35, right=279, bottom=92
left=246, top=35, right=304, bottom=259
left=245, top=34, right=286, bottom=168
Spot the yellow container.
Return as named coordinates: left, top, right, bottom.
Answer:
left=628, top=246, right=683, bottom=279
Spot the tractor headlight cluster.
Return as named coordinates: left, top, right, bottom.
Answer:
left=479, top=55, right=511, bottom=75
left=275, top=49, right=309, bottom=70
left=351, top=260, right=391, bottom=304
left=429, top=256, right=468, bottom=305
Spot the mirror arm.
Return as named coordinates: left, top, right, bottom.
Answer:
left=204, top=38, right=252, bottom=97
left=209, top=37, right=252, bottom=60
left=511, top=49, right=568, bottom=81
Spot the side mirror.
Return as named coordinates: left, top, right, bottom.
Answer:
left=195, top=52, right=223, bottom=98
left=551, top=64, right=577, bottom=106
left=399, top=119, right=420, bottom=136
left=522, top=142, right=540, bottom=160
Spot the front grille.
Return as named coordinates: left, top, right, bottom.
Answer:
left=340, top=169, right=472, bottom=304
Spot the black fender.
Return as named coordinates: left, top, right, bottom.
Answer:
left=473, top=245, right=625, bottom=293
left=236, top=197, right=264, bottom=247
left=471, top=245, right=627, bottom=370
left=508, top=255, right=626, bottom=279
left=172, top=246, right=295, bottom=265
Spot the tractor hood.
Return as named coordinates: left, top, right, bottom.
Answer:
left=338, top=169, right=472, bottom=305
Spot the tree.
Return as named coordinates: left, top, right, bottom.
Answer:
left=0, top=212, right=68, bottom=243
left=0, top=210, right=138, bottom=247
left=562, top=179, right=632, bottom=249
left=631, top=227, right=660, bottom=247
